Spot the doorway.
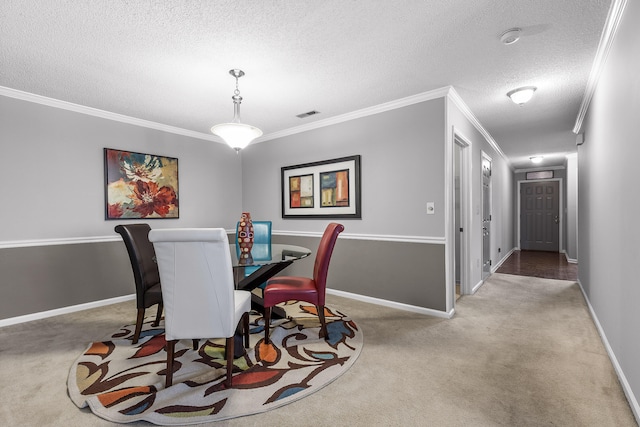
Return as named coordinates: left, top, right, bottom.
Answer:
left=481, top=153, right=492, bottom=281
left=519, top=179, right=562, bottom=252
left=453, top=132, right=471, bottom=301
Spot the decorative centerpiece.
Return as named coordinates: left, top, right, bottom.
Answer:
left=237, top=212, right=254, bottom=262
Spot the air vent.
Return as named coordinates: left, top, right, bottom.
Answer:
left=296, top=110, right=320, bottom=118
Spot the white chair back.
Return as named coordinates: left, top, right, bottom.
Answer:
left=148, top=228, right=237, bottom=341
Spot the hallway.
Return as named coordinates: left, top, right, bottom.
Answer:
left=496, top=250, right=578, bottom=281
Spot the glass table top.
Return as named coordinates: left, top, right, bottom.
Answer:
left=230, top=243, right=311, bottom=268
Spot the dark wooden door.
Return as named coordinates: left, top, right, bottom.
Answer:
left=520, top=181, right=560, bottom=252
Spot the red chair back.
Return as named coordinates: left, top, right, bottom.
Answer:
left=313, top=223, right=344, bottom=305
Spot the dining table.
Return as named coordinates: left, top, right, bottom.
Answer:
left=230, top=243, right=312, bottom=318
left=228, top=243, right=311, bottom=356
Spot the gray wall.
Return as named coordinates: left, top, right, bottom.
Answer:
left=0, top=95, right=243, bottom=320
left=1, top=90, right=514, bottom=320
left=241, top=99, right=448, bottom=310
left=241, top=99, right=446, bottom=237
left=579, top=0, right=640, bottom=416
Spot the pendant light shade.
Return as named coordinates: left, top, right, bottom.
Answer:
left=211, top=69, right=262, bottom=152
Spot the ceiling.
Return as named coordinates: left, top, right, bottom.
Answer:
left=0, top=1, right=611, bottom=169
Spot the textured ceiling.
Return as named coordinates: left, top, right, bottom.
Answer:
left=0, top=0, right=611, bottom=169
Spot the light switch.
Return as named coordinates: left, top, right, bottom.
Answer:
left=426, top=202, right=435, bottom=215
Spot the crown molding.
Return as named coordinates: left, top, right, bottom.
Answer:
left=446, top=87, right=510, bottom=166
left=573, top=0, right=628, bottom=134
left=257, top=87, right=452, bottom=142
left=0, top=86, right=223, bottom=143
left=1, top=84, right=487, bottom=156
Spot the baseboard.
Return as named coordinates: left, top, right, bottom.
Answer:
left=576, top=279, right=640, bottom=423
left=491, top=247, right=516, bottom=273
left=0, top=294, right=136, bottom=328
left=471, top=279, right=484, bottom=294
left=326, top=288, right=454, bottom=319
left=564, top=252, right=578, bottom=264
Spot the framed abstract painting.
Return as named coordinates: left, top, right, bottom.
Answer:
left=104, top=148, right=179, bottom=219
left=281, top=155, right=361, bottom=219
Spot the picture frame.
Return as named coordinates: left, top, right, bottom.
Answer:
left=104, top=148, right=179, bottom=219
left=282, top=155, right=361, bottom=219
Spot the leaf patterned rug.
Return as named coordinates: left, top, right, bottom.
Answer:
left=67, top=303, right=362, bottom=425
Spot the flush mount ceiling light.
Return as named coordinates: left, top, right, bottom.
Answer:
left=507, top=86, right=537, bottom=105
left=211, top=69, right=262, bottom=152
left=530, top=156, right=544, bottom=164
left=500, top=28, right=522, bottom=45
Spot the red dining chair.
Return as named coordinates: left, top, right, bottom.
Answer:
left=263, top=222, right=344, bottom=344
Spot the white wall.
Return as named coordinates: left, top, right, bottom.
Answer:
left=579, top=0, right=640, bottom=417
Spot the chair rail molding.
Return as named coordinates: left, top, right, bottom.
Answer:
left=0, top=231, right=445, bottom=249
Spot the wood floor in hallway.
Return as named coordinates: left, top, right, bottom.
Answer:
left=496, top=250, right=578, bottom=281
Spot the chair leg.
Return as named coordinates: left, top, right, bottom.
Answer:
left=317, top=305, right=328, bottom=340
left=152, top=302, right=163, bottom=327
left=133, top=308, right=145, bottom=344
left=225, top=336, right=234, bottom=388
left=242, top=312, right=250, bottom=348
left=192, top=339, right=199, bottom=350
left=165, top=340, right=176, bottom=388
left=264, top=307, right=272, bottom=344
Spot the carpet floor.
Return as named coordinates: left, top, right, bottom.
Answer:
left=67, top=303, right=362, bottom=425
left=0, top=273, right=637, bottom=426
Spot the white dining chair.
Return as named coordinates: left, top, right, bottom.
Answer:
left=148, top=228, right=251, bottom=388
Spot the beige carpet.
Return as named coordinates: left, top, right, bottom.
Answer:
left=0, top=273, right=637, bottom=426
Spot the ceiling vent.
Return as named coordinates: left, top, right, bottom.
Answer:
left=296, top=110, right=320, bottom=118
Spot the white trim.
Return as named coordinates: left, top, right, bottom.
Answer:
left=514, top=165, right=566, bottom=173
left=258, top=87, right=451, bottom=142
left=0, top=84, right=450, bottom=146
left=0, top=235, right=121, bottom=249
left=564, top=252, right=578, bottom=264
left=326, top=288, right=454, bottom=319
left=447, top=87, right=510, bottom=166
left=0, top=294, right=135, bottom=328
left=491, top=247, right=516, bottom=272
left=274, top=230, right=446, bottom=244
left=448, top=128, right=473, bottom=311
left=516, top=178, right=564, bottom=252
left=471, top=279, right=485, bottom=294
left=573, top=0, right=628, bottom=134
left=481, top=151, right=493, bottom=281
left=0, top=86, right=223, bottom=144
left=576, top=279, right=640, bottom=423
left=0, top=232, right=445, bottom=249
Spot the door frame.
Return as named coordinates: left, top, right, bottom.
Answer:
left=446, top=127, right=472, bottom=312
left=481, top=151, right=492, bottom=281
left=516, top=178, right=564, bottom=252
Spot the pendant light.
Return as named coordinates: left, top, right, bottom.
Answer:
left=211, top=69, right=262, bottom=152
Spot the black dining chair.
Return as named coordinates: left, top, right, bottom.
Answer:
left=115, top=224, right=163, bottom=344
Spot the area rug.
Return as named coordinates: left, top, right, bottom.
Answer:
left=67, top=303, right=362, bottom=425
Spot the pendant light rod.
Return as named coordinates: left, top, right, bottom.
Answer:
left=211, top=69, right=262, bottom=152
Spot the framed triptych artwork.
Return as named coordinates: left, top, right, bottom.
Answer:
left=281, top=155, right=361, bottom=219
left=104, top=148, right=179, bottom=219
